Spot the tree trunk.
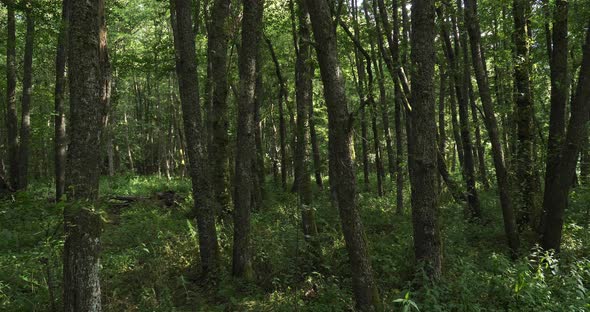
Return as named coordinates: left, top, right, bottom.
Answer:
left=513, top=0, right=537, bottom=229
left=206, top=0, right=231, bottom=215
left=63, top=1, right=104, bottom=310
left=266, top=37, right=288, bottom=190
left=374, top=0, right=404, bottom=214
left=371, top=100, right=384, bottom=197
left=408, top=0, right=442, bottom=279
left=232, top=0, right=263, bottom=279
left=310, top=92, right=324, bottom=189
left=294, top=0, right=319, bottom=239
left=54, top=0, right=69, bottom=200
left=540, top=25, right=590, bottom=252
left=170, top=0, right=219, bottom=277
left=5, top=1, right=18, bottom=189
left=448, top=77, right=464, bottom=169
left=253, top=52, right=264, bottom=207
left=378, top=59, right=395, bottom=185
left=542, top=0, right=569, bottom=229
left=439, top=5, right=481, bottom=218
left=581, top=127, right=590, bottom=185
left=305, top=0, right=382, bottom=310
left=18, top=7, right=34, bottom=190
left=464, top=0, right=519, bottom=255
left=438, top=63, right=446, bottom=165
left=469, top=82, right=489, bottom=189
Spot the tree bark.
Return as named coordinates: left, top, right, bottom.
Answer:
left=464, top=0, right=519, bottom=254
left=305, top=0, right=382, bottom=310
left=439, top=5, right=481, bottom=219
left=374, top=0, right=404, bottom=214
left=513, top=0, right=537, bottom=229
left=294, top=0, right=319, bottom=239
left=5, top=0, right=18, bottom=189
left=18, top=6, right=34, bottom=190
left=206, top=0, right=231, bottom=215
left=378, top=59, right=395, bottom=186
left=63, top=1, right=104, bottom=310
left=540, top=25, right=590, bottom=252
left=232, top=0, right=263, bottom=279
left=54, top=0, right=70, bottom=200
left=265, top=37, right=288, bottom=190
left=253, top=51, right=264, bottom=207
left=469, top=82, right=489, bottom=189
left=170, top=0, right=219, bottom=277
left=310, top=93, right=324, bottom=189
left=408, top=0, right=442, bottom=279
left=542, top=0, right=568, bottom=229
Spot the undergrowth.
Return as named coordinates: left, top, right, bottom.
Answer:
left=1, top=175, right=589, bottom=311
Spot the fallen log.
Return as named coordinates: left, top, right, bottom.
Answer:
left=108, top=191, right=184, bottom=209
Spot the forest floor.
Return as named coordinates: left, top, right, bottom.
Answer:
left=1, top=175, right=589, bottom=311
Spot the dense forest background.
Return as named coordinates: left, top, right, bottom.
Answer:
left=1, top=0, right=590, bottom=310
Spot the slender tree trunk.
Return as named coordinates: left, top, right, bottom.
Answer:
left=309, top=93, right=324, bottom=189
left=294, top=0, right=319, bottom=239
left=170, top=0, right=219, bottom=277
left=363, top=2, right=384, bottom=196
left=438, top=64, right=446, bottom=164
left=206, top=0, right=231, bottom=215
left=266, top=38, right=288, bottom=190
left=541, top=0, right=569, bottom=230
left=541, top=26, right=590, bottom=251
left=54, top=0, right=70, bottom=200
left=378, top=58, right=395, bottom=185
left=305, top=0, right=382, bottom=309
left=439, top=5, right=481, bottom=218
left=18, top=7, right=34, bottom=190
left=408, top=0, right=442, bottom=279
left=5, top=1, right=18, bottom=189
left=350, top=0, right=370, bottom=191
left=375, top=0, right=404, bottom=214
left=63, top=1, right=104, bottom=310
left=513, top=0, right=537, bottom=229
left=254, top=53, right=265, bottom=206
left=581, top=128, right=590, bottom=185
left=464, top=0, right=519, bottom=254
left=232, top=0, right=263, bottom=279
left=470, top=82, right=489, bottom=189
left=448, top=77, right=464, bottom=169
left=371, top=101, right=384, bottom=197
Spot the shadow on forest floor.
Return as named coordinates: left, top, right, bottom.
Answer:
left=1, top=175, right=589, bottom=311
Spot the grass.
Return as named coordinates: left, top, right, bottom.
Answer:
left=1, top=174, right=589, bottom=311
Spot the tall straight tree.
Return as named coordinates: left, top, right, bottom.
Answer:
left=266, top=37, right=288, bottom=190
left=309, top=93, right=323, bottom=188
left=408, top=0, right=442, bottom=278
left=18, top=5, right=34, bottom=190
left=464, top=0, right=519, bottom=254
left=513, top=0, right=537, bottom=228
left=232, top=0, right=263, bottom=279
left=170, top=0, right=219, bottom=277
left=374, top=0, right=404, bottom=214
left=541, top=25, right=590, bottom=252
left=63, top=0, right=104, bottom=310
left=305, top=0, right=382, bottom=310
left=438, top=5, right=481, bottom=219
left=5, top=0, right=18, bottom=189
left=294, top=0, right=318, bottom=240
left=542, top=0, right=568, bottom=232
left=206, top=0, right=231, bottom=215
left=54, top=0, right=70, bottom=200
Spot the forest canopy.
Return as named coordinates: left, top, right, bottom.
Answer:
left=1, top=0, right=590, bottom=310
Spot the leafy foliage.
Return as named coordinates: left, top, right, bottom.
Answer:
left=1, top=176, right=589, bottom=310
